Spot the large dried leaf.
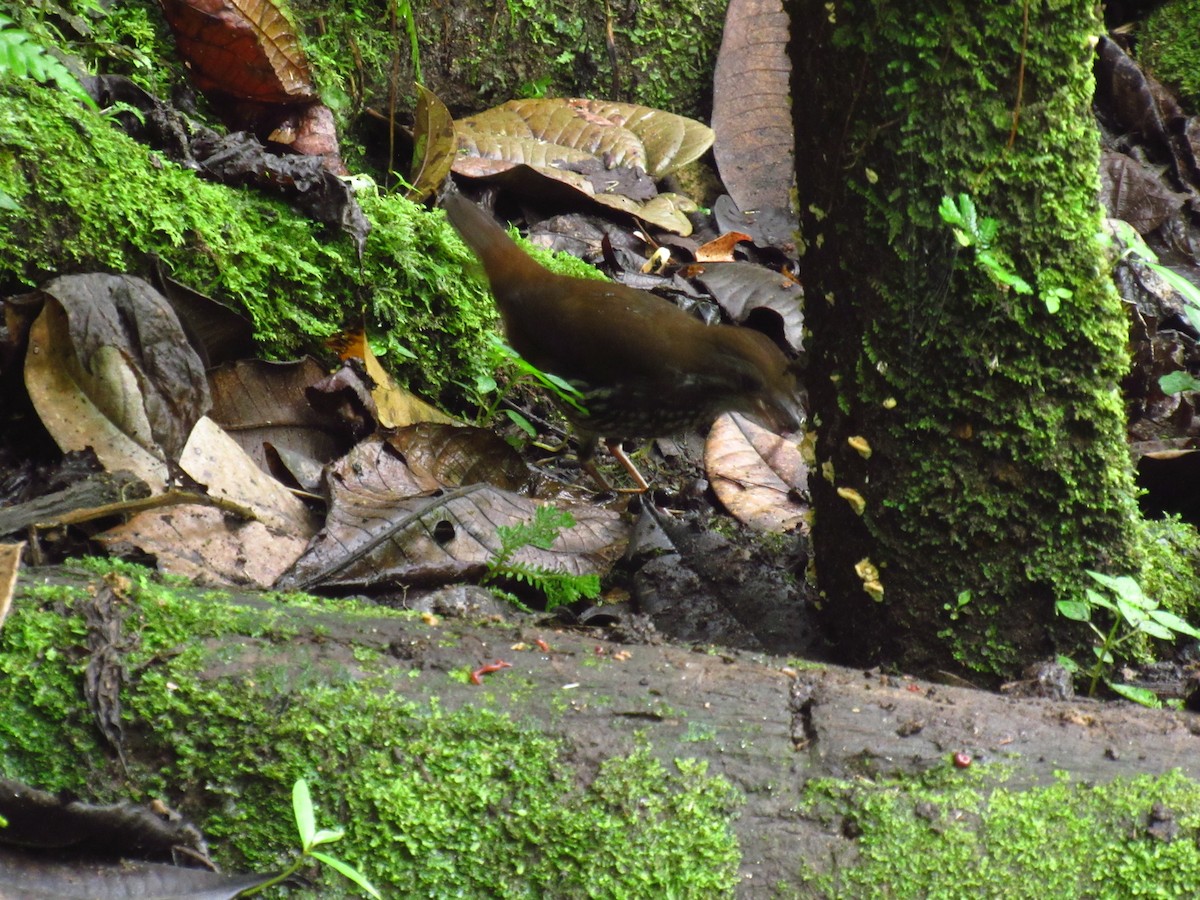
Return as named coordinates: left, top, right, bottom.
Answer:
left=24, top=275, right=210, bottom=487
left=96, top=415, right=317, bottom=586
left=277, top=442, right=627, bottom=592
left=456, top=99, right=711, bottom=178
left=1100, top=151, right=1184, bottom=234
left=407, top=83, right=457, bottom=202
left=706, top=412, right=807, bottom=533
left=711, top=0, right=794, bottom=212
left=178, top=416, right=316, bottom=535
left=209, top=357, right=351, bottom=477
left=98, top=503, right=310, bottom=588
left=158, top=0, right=315, bottom=103
left=451, top=96, right=712, bottom=234
left=386, top=425, right=529, bottom=491
left=693, top=261, right=804, bottom=351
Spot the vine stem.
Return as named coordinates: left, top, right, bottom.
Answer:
left=1007, top=0, right=1030, bottom=149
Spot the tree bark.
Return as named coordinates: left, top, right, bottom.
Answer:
left=787, top=1, right=1139, bottom=676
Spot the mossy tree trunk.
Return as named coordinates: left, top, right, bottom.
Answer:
left=787, top=1, right=1138, bottom=676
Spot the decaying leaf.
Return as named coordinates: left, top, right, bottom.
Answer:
left=386, top=425, right=529, bottom=491
left=693, top=261, right=804, bottom=352
left=1100, top=151, right=1184, bottom=235
left=450, top=96, right=713, bottom=234
left=706, top=412, right=807, bottom=533
left=209, top=357, right=351, bottom=478
left=23, top=274, right=211, bottom=490
left=711, top=0, right=794, bottom=213
left=277, top=452, right=627, bottom=592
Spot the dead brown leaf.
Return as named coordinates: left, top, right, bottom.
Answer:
left=706, top=412, right=807, bottom=533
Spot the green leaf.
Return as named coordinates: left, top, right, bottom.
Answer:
left=1148, top=608, right=1200, bottom=639
left=292, top=779, right=316, bottom=849
left=1083, top=587, right=1115, bottom=612
left=1158, top=370, right=1200, bottom=395
left=1055, top=599, right=1091, bottom=622
left=1086, top=571, right=1144, bottom=604
left=1108, top=682, right=1162, bottom=708
left=309, top=850, right=383, bottom=899
left=504, top=408, right=537, bottom=437
left=310, top=827, right=344, bottom=847
left=938, top=194, right=964, bottom=228
left=1055, top=654, right=1079, bottom=673
left=1137, top=619, right=1175, bottom=641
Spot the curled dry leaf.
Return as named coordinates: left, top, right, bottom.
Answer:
left=23, top=274, right=211, bottom=490
left=693, top=261, right=804, bottom=352
left=159, top=0, right=348, bottom=174
left=407, top=83, right=457, bottom=202
left=0, top=542, right=23, bottom=632
left=705, top=412, right=807, bottom=533
left=695, top=232, right=752, bottom=263
left=158, top=0, right=316, bottom=102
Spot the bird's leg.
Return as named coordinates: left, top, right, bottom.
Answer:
left=604, top=439, right=651, bottom=493
left=577, top=430, right=651, bottom=493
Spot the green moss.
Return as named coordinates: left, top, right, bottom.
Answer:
left=1139, top=2, right=1200, bottom=112
left=793, top=1, right=1139, bottom=675
left=1137, top=515, right=1200, bottom=619
left=800, top=766, right=1200, bottom=898
left=0, top=83, right=495, bottom=403
left=292, top=0, right=726, bottom=126
left=0, top=561, right=742, bottom=896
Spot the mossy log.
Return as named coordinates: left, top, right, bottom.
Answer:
left=4, top=563, right=1200, bottom=896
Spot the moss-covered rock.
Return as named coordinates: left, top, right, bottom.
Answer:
left=1139, top=1, right=1200, bottom=113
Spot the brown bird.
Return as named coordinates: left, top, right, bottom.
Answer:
left=443, top=189, right=802, bottom=490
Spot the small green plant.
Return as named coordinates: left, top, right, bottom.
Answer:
left=1055, top=570, right=1200, bottom=706
left=943, top=589, right=972, bottom=621
left=0, top=13, right=97, bottom=110
left=1111, top=220, right=1200, bottom=394
left=939, top=193, right=1042, bottom=301
left=518, top=73, right=553, bottom=98
left=482, top=504, right=601, bottom=610
left=470, top=332, right=588, bottom=436
left=241, top=778, right=380, bottom=898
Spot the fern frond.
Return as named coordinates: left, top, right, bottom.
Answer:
left=0, top=15, right=97, bottom=110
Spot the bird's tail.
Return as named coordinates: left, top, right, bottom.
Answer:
left=442, top=189, right=544, bottom=287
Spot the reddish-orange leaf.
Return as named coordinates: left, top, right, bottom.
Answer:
left=159, top=0, right=316, bottom=104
